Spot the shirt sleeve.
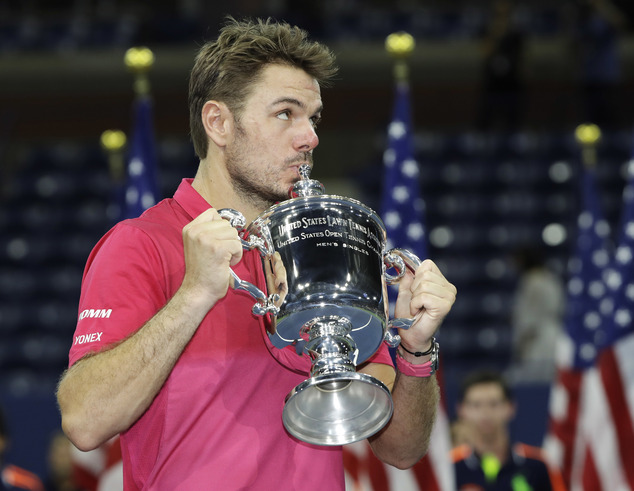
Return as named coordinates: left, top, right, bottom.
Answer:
left=366, top=341, right=394, bottom=367
left=68, top=222, right=169, bottom=367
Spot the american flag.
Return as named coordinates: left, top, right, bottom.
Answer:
left=343, top=78, right=454, bottom=491
left=563, top=160, right=613, bottom=369
left=544, top=145, right=634, bottom=490
left=120, top=96, right=159, bottom=220
left=568, top=153, right=634, bottom=490
left=596, top=146, right=634, bottom=489
left=543, top=159, right=612, bottom=487
left=380, top=82, right=426, bottom=266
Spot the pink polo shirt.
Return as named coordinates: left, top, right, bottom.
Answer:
left=69, top=179, right=394, bottom=490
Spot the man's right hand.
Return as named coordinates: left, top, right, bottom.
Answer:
left=180, top=208, right=244, bottom=308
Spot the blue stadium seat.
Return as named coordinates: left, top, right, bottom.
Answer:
left=18, top=333, right=69, bottom=371
left=0, top=337, right=24, bottom=370
left=0, top=267, right=37, bottom=300
left=18, top=201, right=69, bottom=232
left=36, top=300, right=78, bottom=334
left=428, top=192, right=491, bottom=218
left=0, top=369, right=59, bottom=396
left=0, top=301, right=30, bottom=335
left=40, top=264, right=83, bottom=300
left=0, top=233, right=55, bottom=266
left=71, top=199, right=111, bottom=234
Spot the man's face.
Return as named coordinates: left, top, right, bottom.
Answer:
left=224, top=63, right=323, bottom=207
left=457, top=382, right=515, bottom=441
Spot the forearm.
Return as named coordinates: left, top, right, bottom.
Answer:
left=368, top=258, right=454, bottom=468
left=368, top=371, right=439, bottom=469
left=57, top=286, right=213, bottom=451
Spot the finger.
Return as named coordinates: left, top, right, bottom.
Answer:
left=272, top=252, right=288, bottom=291
left=394, top=273, right=415, bottom=319
left=395, top=262, right=439, bottom=308
left=186, top=220, right=241, bottom=243
left=186, top=208, right=220, bottom=227
left=184, top=220, right=243, bottom=267
left=408, top=264, right=456, bottom=297
left=409, top=291, right=455, bottom=319
left=409, top=274, right=457, bottom=303
left=409, top=277, right=457, bottom=315
left=406, top=262, right=456, bottom=316
left=410, top=259, right=449, bottom=285
left=272, top=252, right=284, bottom=276
left=396, top=268, right=415, bottom=296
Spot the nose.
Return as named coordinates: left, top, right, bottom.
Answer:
left=293, top=120, right=319, bottom=153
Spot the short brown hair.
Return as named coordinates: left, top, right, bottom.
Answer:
left=188, top=17, right=338, bottom=159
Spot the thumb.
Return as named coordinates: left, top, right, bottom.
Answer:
left=394, top=270, right=415, bottom=318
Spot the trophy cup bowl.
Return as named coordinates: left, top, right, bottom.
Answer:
left=220, top=164, right=420, bottom=446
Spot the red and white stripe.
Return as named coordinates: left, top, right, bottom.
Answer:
left=546, top=332, right=634, bottom=491
left=71, top=436, right=122, bottom=491
left=343, top=399, right=455, bottom=491
left=543, top=333, right=583, bottom=487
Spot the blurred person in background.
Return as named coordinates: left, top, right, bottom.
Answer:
left=477, top=0, right=526, bottom=131
left=450, top=370, right=565, bottom=491
left=509, top=247, right=565, bottom=382
left=0, top=406, right=44, bottom=491
left=450, top=418, right=476, bottom=448
left=45, top=432, right=80, bottom=491
left=55, top=17, right=456, bottom=490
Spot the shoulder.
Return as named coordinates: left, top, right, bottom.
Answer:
left=513, top=443, right=567, bottom=491
left=83, top=220, right=165, bottom=282
left=513, top=442, right=549, bottom=463
left=117, top=197, right=186, bottom=240
left=88, top=199, right=185, bottom=266
left=2, top=464, right=44, bottom=491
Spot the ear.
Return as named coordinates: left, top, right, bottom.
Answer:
left=201, top=100, right=233, bottom=148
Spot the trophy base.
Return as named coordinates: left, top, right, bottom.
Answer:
left=282, top=372, right=393, bottom=446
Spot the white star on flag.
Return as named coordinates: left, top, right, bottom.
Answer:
left=388, top=121, right=406, bottom=140
left=392, top=186, right=409, bottom=203
left=119, top=96, right=159, bottom=220
left=616, top=244, right=633, bottom=264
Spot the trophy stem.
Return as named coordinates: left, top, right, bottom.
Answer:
left=304, top=316, right=357, bottom=379
left=283, top=315, right=394, bottom=445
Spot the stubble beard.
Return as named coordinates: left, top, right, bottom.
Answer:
left=225, top=126, right=313, bottom=212
left=225, top=150, right=287, bottom=212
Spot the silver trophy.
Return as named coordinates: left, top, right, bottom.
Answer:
left=220, top=164, right=420, bottom=446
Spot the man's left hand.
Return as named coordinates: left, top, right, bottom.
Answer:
left=393, top=259, right=456, bottom=353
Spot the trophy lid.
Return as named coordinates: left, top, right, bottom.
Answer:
left=289, top=164, right=325, bottom=198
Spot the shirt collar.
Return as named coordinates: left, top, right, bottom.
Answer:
left=465, top=446, right=517, bottom=470
left=173, top=178, right=212, bottom=219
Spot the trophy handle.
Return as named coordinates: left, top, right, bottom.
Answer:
left=217, top=208, right=279, bottom=316
left=383, top=248, right=422, bottom=347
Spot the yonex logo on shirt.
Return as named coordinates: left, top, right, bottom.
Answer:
left=74, top=332, right=103, bottom=345
left=78, top=308, right=112, bottom=320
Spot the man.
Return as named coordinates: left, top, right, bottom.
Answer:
left=57, top=18, right=456, bottom=490
left=451, top=371, right=565, bottom=491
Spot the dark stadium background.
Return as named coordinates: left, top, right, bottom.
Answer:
left=1, top=0, right=634, bottom=482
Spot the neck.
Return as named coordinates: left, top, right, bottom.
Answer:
left=473, top=431, right=510, bottom=464
left=192, top=158, right=268, bottom=224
